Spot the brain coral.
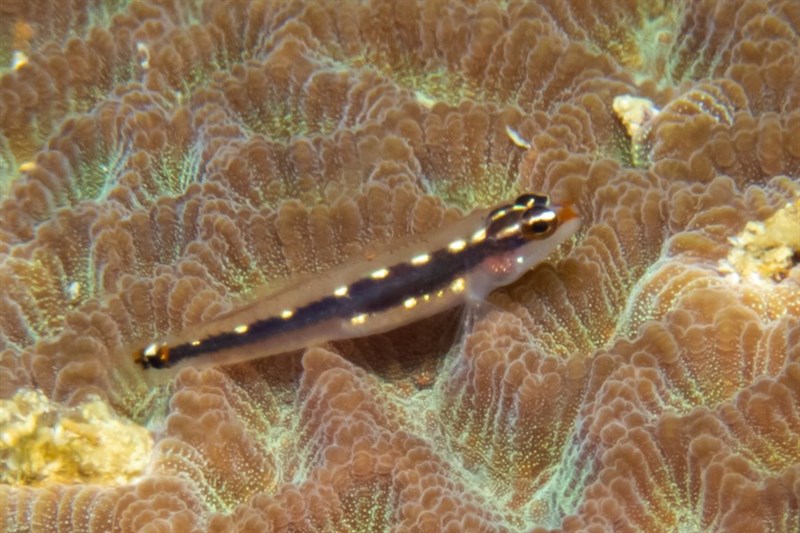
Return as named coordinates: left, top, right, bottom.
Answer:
left=1, top=0, right=799, bottom=532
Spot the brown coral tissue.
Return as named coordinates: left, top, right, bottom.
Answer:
left=1, top=0, right=799, bottom=531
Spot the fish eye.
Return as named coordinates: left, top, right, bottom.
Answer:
left=515, top=193, right=550, bottom=209
left=521, top=207, right=558, bottom=239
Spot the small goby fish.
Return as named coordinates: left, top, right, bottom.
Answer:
left=134, top=193, right=580, bottom=371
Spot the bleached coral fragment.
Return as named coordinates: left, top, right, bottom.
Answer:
left=505, top=125, right=532, bottom=149
left=613, top=95, right=660, bottom=139
left=413, top=91, right=437, bottom=108
left=613, top=95, right=660, bottom=168
left=66, top=281, right=81, bottom=302
left=136, top=42, right=150, bottom=69
left=0, top=389, right=152, bottom=486
left=11, top=50, right=28, bottom=70
left=720, top=199, right=800, bottom=284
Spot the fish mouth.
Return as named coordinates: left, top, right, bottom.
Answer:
left=557, top=203, right=580, bottom=223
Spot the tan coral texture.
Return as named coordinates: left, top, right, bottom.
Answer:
left=1, top=1, right=799, bottom=532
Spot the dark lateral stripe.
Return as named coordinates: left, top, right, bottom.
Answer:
left=167, top=295, right=342, bottom=366
left=166, top=234, right=525, bottom=366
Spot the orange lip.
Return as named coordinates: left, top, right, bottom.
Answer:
left=557, top=203, right=580, bottom=222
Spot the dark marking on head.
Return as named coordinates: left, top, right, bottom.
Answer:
left=486, top=206, right=524, bottom=238
left=515, top=193, right=550, bottom=209
left=488, top=206, right=510, bottom=221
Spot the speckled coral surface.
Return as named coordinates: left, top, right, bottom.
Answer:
left=1, top=1, right=799, bottom=532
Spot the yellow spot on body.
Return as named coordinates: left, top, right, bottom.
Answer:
left=351, top=314, right=367, bottom=325
left=191, top=340, right=201, bottom=346
left=451, top=277, right=466, bottom=293
left=471, top=228, right=487, bottom=243
left=436, top=289, right=445, bottom=298
left=334, top=286, right=349, bottom=297
left=144, top=343, right=158, bottom=357
left=448, top=239, right=467, bottom=253
left=19, top=161, right=37, bottom=172
left=411, top=253, right=430, bottom=266
left=234, top=324, right=249, bottom=334
left=403, top=297, right=417, bottom=309
left=423, top=294, right=431, bottom=302
left=371, top=268, right=390, bottom=280
left=280, top=309, right=294, bottom=319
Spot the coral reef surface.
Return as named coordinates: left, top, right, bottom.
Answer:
left=1, top=0, right=798, bottom=531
